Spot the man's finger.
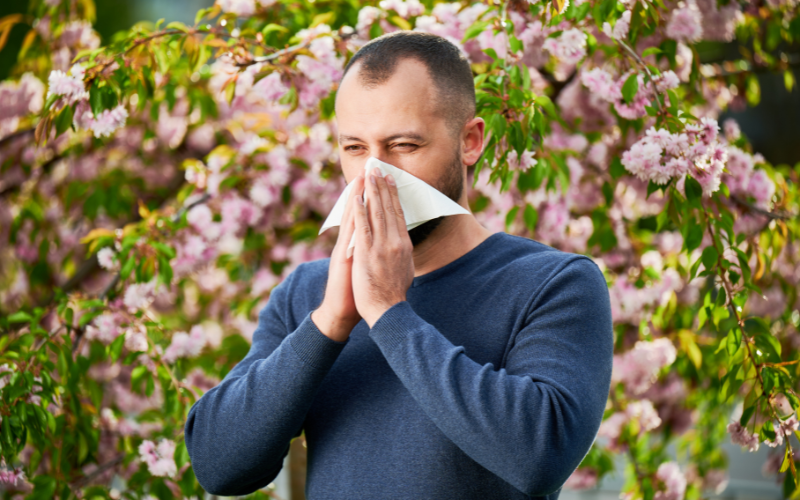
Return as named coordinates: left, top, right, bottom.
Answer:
left=374, top=172, right=400, bottom=236
left=383, top=173, right=407, bottom=232
left=354, top=184, right=372, bottom=250
left=366, top=169, right=386, bottom=239
left=339, top=175, right=363, bottom=260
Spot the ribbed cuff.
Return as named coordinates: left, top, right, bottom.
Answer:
left=289, top=312, right=349, bottom=371
left=368, top=301, right=426, bottom=350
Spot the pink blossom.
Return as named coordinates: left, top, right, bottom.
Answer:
left=0, top=462, right=26, bottom=488
left=564, top=467, right=598, bottom=490
left=506, top=149, right=537, bottom=171
left=58, top=20, right=100, bottom=49
left=46, top=64, right=87, bottom=103
left=746, top=169, right=775, bottom=209
left=0, top=73, right=45, bottom=120
left=727, top=421, right=759, bottom=452
left=184, top=367, right=220, bottom=393
left=74, top=102, right=129, bottom=138
left=357, top=6, right=383, bottom=37
left=611, top=338, right=677, bottom=395
left=666, top=4, right=703, bottom=42
left=602, top=10, right=631, bottom=40
left=124, top=281, right=157, bottom=311
left=97, top=247, right=117, bottom=270
left=124, top=326, right=149, bottom=352
left=85, top=313, right=121, bottom=345
left=187, top=123, right=216, bottom=153
left=157, top=109, right=188, bottom=149
left=543, top=28, right=587, bottom=65
left=253, top=72, right=289, bottom=102
left=654, top=461, right=687, bottom=500
left=252, top=268, right=280, bottom=296
left=379, top=0, right=425, bottom=17
left=216, top=0, right=256, bottom=16
left=723, top=118, right=741, bottom=141
left=162, top=325, right=207, bottom=363
left=580, top=68, right=617, bottom=102
left=138, top=438, right=177, bottom=477
left=536, top=200, right=569, bottom=245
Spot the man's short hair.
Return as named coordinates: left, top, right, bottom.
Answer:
left=340, top=31, right=476, bottom=134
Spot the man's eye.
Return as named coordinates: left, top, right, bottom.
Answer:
left=394, top=143, right=418, bottom=150
left=344, top=145, right=363, bottom=151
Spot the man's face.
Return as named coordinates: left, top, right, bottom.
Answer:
left=334, top=58, right=465, bottom=245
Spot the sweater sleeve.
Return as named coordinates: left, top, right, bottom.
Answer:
left=367, top=257, right=613, bottom=497
left=184, top=265, right=348, bottom=496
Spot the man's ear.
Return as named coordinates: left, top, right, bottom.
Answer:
left=461, top=117, right=485, bottom=167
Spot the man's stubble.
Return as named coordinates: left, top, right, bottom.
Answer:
left=407, top=147, right=464, bottom=247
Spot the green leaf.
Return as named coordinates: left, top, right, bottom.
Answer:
left=685, top=176, right=703, bottom=207
left=462, top=21, right=490, bottom=42
left=641, top=47, right=662, bottom=57
left=701, top=246, right=718, bottom=271
left=55, top=104, right=74, bottom=136
left=7, top=311, right=32, bottom=323
left=726, top=327, right=741, bottom=356
left=523, top=204, right=538, bottom=232
left=609, top=157, right=626, bottom=179
left=505, top=206, right=520, bottom=230
left=621, top=73, right=639, bottom=105
left=261, top=23, right=288, bottom=36
left=685, top=223, right=703, bottom=252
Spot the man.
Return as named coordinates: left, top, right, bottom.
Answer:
left=184, top=31, right=613, bottom=499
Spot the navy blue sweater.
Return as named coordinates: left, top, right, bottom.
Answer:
left=184, top=232, right=614, bottom=499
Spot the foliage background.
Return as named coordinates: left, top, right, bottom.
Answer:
left=1, top=0, right=800, bottom=499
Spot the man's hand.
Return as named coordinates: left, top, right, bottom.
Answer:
left=311, top=174, right=365, bottom=342
left=352, top=168, right=415, bottom=327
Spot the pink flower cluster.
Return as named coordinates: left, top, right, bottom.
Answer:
left=564, top=466, right=599, bottom=490
left=0, top=458, right=25, bottom=488
left=602, top=10, right=631, bottom=40
left=654, top=461, right=687, bottom=500
left=215, top=0, right=275, bottom=16
left=85, top=312, right=122, bottom=344
left=543, top=28, right=588, bottom=66
left=581, top=67, right=680, bottom=120
left=726, top=421, right=759, bottom=452
left=609, top=268, right=682, bottom=325
left=611, top=338, right=677, bottom=396
left=74, top=102, right=129, bottom=138
left=162, top=325, right=207, bottom=363
left=723, top=142, right=774, bottom=209
left=763, top=415, right=799, bottom=448
left=598, top=399, right=662, bottom=451
left=97, top=247, right=118, bottom=271
left=666, top=1, right=703, bottom=43
left=0, top=73, right=44, bottom=126
left=620, top=119, right=726, bottom=194
left=138, top=438, right=177, bottom=477
left=46, top=64, right=88, bottom=103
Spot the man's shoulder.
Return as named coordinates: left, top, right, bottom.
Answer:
left=489, top=232, right=599, bottom=275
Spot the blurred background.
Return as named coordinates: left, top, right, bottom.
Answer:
left=1, top=1, right=798, bottom=499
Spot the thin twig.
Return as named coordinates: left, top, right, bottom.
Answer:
left=617, top=39, right=664, bottom=114
left=731, top=195, right=795, bottom=221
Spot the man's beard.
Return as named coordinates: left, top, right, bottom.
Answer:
left=407, top=149, right=464, bottom=247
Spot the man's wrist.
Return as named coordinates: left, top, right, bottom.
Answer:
left=311, top=307, right=357, bottom=342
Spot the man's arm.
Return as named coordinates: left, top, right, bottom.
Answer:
left=183, top=266, right=348, bottom=496
left=367, top=257, right=613, bottom=497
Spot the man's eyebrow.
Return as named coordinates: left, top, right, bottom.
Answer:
left=338, top=132, right=427, bottom=143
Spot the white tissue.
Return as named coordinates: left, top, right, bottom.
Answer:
left=319, top=157, right=470, bottom=253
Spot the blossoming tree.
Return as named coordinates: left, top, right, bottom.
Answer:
left=1, top=0, right=799, bottom=498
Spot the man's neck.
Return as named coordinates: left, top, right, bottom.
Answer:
left=411, top=212, right=493, bottom=277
